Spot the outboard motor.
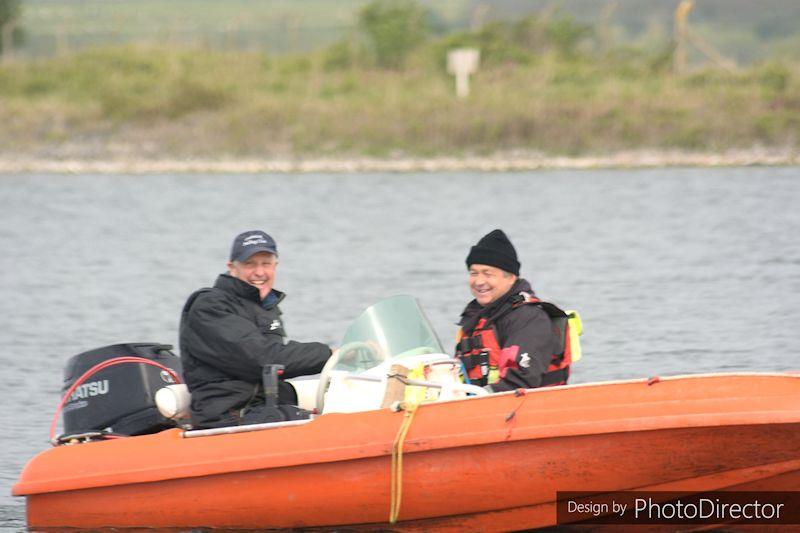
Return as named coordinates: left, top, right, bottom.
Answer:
left=61, top=343, right=183, bottom=437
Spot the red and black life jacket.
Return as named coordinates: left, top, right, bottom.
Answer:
left=455, top=292, right=573, bottom=388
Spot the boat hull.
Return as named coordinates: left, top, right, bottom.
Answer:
left=15, top=373, right=800, bottom=530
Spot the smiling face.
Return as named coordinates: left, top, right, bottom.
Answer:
left=227, top=251, right=277, bottom=300
left=469, top=263, right=517, bottom=306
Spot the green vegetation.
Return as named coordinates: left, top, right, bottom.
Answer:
left=0, top=3, right=798, bottom=159
left=0, top=0, right=23, bottom=55
left=357, top=0, right=431, bottom=69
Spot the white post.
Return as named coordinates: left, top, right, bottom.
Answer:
left=447, top=48, right=480, bottom=99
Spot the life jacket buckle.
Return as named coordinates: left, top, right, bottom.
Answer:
left=457, top=349, right=489, bottom=372
left=478, top=349, right=490, bottom=377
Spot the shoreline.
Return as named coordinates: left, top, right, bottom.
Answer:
left=1, top=148, right=797, bottom=174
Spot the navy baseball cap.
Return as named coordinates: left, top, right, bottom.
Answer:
left=230, top=230, right=278, bottom=262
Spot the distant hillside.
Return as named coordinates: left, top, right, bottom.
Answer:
left=464, top=0, right=800, bottom=63
left=15, top=0, right=800, bottom=63
left=464, top=0, right=800, bottom=35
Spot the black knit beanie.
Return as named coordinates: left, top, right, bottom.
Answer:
left=465, top=229, right=520, bottom=276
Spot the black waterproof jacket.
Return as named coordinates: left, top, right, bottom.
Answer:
left=458, top=278, right=557, bottom=392
left=179, top=273, right=331, bottom=428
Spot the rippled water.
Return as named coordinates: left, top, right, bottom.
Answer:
left=1, top=167, right=799, bottom=530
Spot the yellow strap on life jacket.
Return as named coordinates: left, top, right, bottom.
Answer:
left=566, top=310, right=583, bottom=362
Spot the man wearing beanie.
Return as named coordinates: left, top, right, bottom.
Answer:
left=455, top=229, right=571, bottom=391
left=179, top=230, right=332, bottom=429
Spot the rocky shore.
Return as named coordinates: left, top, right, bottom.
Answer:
left=1, top=148, right=797, bottom=174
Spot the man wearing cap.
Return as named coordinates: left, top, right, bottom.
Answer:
left=179, top=230, right=332, bottom=429
left=455, top=229, right=570, bottom=392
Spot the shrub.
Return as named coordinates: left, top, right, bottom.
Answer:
left=0, top=0, right=23, bottom=55
left=544, top=15, right=593, bottom=58
left=323, top=39, right=356, bottom=71
left=358, top=0, right=431, bottom=69
left=758, top=62, right=790, bottom=93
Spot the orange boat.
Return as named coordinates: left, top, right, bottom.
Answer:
left=12, top=297, right=800, bottom=531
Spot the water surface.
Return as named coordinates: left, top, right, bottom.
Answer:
left=1, top=167, right=799, bottom=530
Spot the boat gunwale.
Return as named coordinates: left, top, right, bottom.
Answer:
left=13, top=372, right=800, bottom=496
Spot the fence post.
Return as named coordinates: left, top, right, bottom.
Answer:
left=673, top=0, right=694, bottom=73
left=1, top=17, right=19, bottom=64
left=599, top=1, right=618, bottom=55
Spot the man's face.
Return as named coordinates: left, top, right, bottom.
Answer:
left=228, top=252, right=277, bottom=300
left=469, top=264, right=516, bottom=306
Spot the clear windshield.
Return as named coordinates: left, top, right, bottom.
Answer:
left=334, top=295, right=445, bottom=373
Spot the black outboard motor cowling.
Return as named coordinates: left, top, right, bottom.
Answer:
left=61, top=343, right=183, bottom=436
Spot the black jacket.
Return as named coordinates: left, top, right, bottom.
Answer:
left=458, top=278, right=557, bottom=392
left=179, top=273, right=331, bottom=428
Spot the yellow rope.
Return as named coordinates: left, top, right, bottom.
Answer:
left=389, top=402, right=418, bottom=524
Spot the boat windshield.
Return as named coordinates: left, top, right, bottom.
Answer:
left=334, top=295, right=445, bottom=373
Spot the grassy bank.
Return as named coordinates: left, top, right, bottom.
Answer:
left=0, top=43, right=798, bottom=160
